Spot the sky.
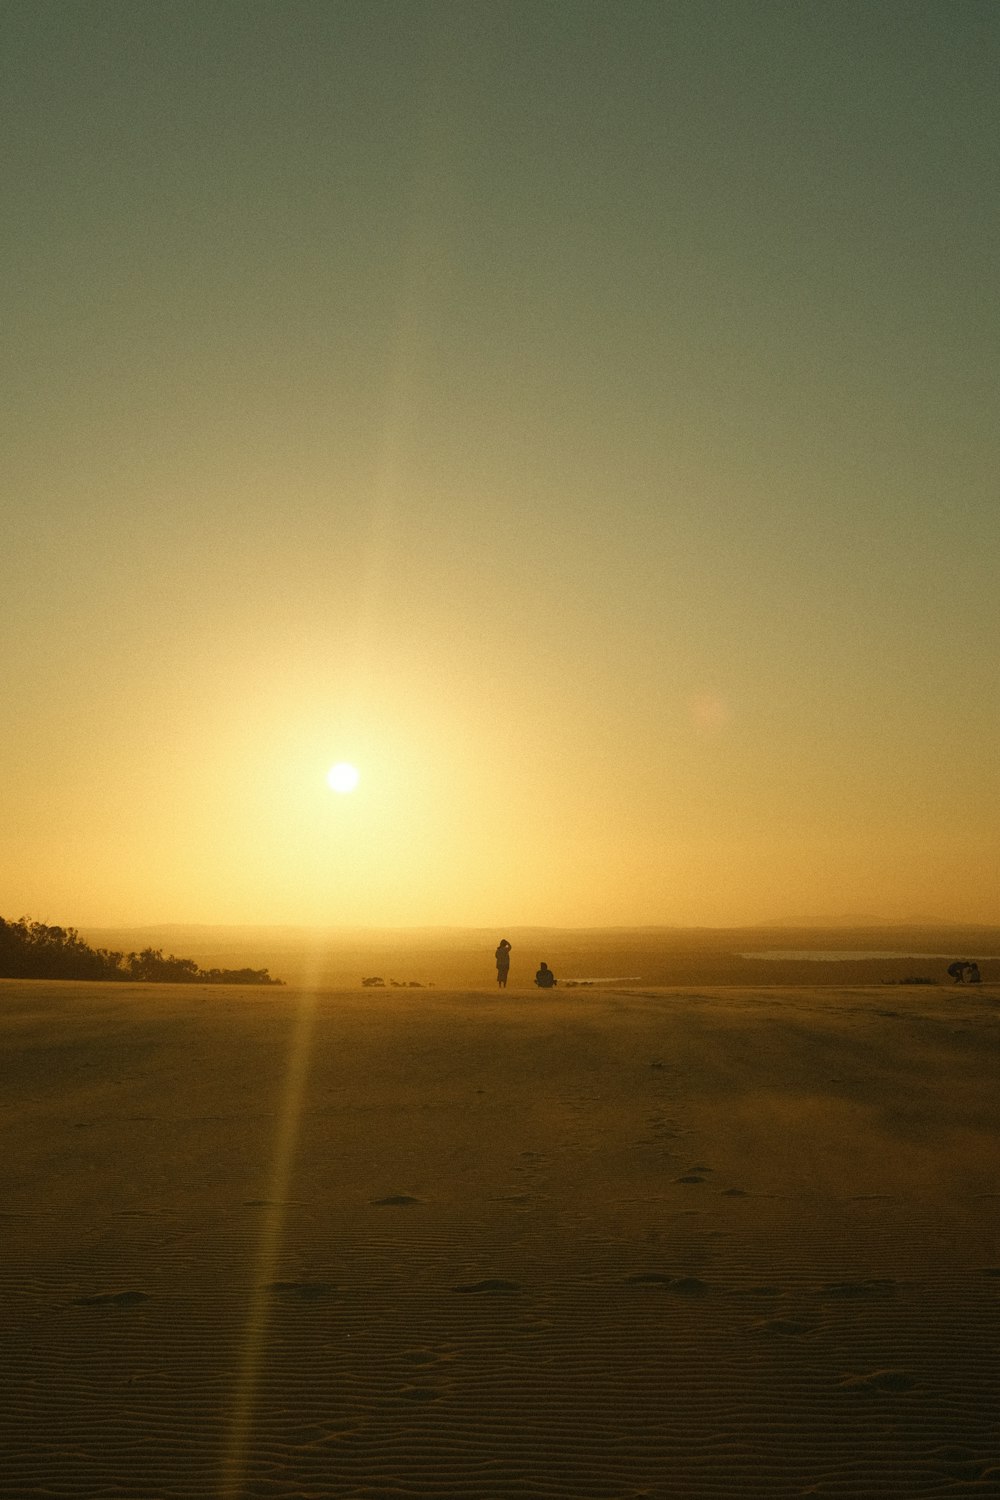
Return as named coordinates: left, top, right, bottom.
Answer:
left=3, top=0, right=997, bottom=929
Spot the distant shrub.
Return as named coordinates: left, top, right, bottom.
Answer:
left=0, top=916, right=283, bottom=985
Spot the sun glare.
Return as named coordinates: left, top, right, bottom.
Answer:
left=327, top=762, right=360, bottom=795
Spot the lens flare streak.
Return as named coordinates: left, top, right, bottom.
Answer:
left=220, top=984, right=319, bottom=1498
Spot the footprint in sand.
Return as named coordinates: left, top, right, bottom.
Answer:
left=401, top=1348, right=457, bottom=1367
left=839, top=1368, right=916, bottom=1392
left=399, top=1384, right=445, bottom=1402
left=267, top=1280, right=336, bottom=1300
left=933, top=1450, right=1000, bottom=1483
left=816, top=1278, right=895, bottom=1299
left=73, top=1290, right=150, bottom=1307
left=625, top=1273, right=710, bottom=1296
left=243, top=1198, right=306, bottom=1209
left=452, top=1278, right=522, bottom=1294
left=661, top=1276, right=710, bottom=1297
left=636, top=1112, right=683, bottom=1149
left=513, top=1151, right=549, bottom=1185
left=721, top=1187, right=748, bottom=1197
left=675, top=1164, right=713, bottom=1183
left=751, top=1317, right=810, bottom=1336
left=371, top=1194, right=422, bottom=1207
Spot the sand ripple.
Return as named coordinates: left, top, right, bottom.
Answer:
left=2, top=981, right=999, bottom=1498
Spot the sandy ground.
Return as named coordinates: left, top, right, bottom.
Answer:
left=2, top=980, right=999, bottom=1499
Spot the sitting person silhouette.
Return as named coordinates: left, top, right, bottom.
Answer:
left=966, top=961, right=982, bottom=983
left=534, top=961, right=556, bottom=988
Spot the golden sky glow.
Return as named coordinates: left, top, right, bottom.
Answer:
left=2, top=3, right=997, bottom=927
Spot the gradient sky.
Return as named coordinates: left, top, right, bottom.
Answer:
left=3, top=1, right=997, bottom=928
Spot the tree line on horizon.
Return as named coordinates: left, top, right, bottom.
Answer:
left=0, top=916, right=283, bottom=985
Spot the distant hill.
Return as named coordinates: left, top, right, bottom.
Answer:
left=763, top=914, right=974, bottom=928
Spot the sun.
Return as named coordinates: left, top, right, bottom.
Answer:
left=327, top=762, right=360, bottom=794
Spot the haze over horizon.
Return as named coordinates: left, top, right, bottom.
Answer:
left=4, top=2, right=997, bottom=930
left=75, top=913, right=998, bottom=939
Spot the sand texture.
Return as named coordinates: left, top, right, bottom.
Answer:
left=3, top=980, right=999, bottom=1498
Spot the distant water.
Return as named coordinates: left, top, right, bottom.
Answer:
left=741, top=950, right=992, bottom=962
left=564, top=976, right=643, bottom=984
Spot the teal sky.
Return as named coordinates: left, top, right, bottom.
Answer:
left=3, top=1, right=997, bottom=927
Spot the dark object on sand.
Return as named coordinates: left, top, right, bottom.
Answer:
left=947, top=960, right=981, bottom=984
left=534, top=962, right=556, bottom=988
left=361, top=976, right=385, bottom=987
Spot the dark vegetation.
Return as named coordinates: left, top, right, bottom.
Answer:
left=0, top=916, right=283, bottom=985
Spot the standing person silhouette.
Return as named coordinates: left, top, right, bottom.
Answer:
left=495, top=939, right=511, bottom=988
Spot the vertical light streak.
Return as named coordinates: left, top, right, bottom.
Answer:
left=219, top=982, right=319, bottom=1499
left=346, top=10, right=463, bottom=704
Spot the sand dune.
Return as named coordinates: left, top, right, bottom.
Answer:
left=3, top=980, right=999, bottom=1498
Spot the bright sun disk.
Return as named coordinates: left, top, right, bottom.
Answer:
left=327, top=762, right=360, bottom=794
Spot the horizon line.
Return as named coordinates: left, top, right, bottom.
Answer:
left=69, top=917, right=1000, bottom=934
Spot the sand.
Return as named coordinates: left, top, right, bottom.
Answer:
left=2, top=980, right=999, bottom=1499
